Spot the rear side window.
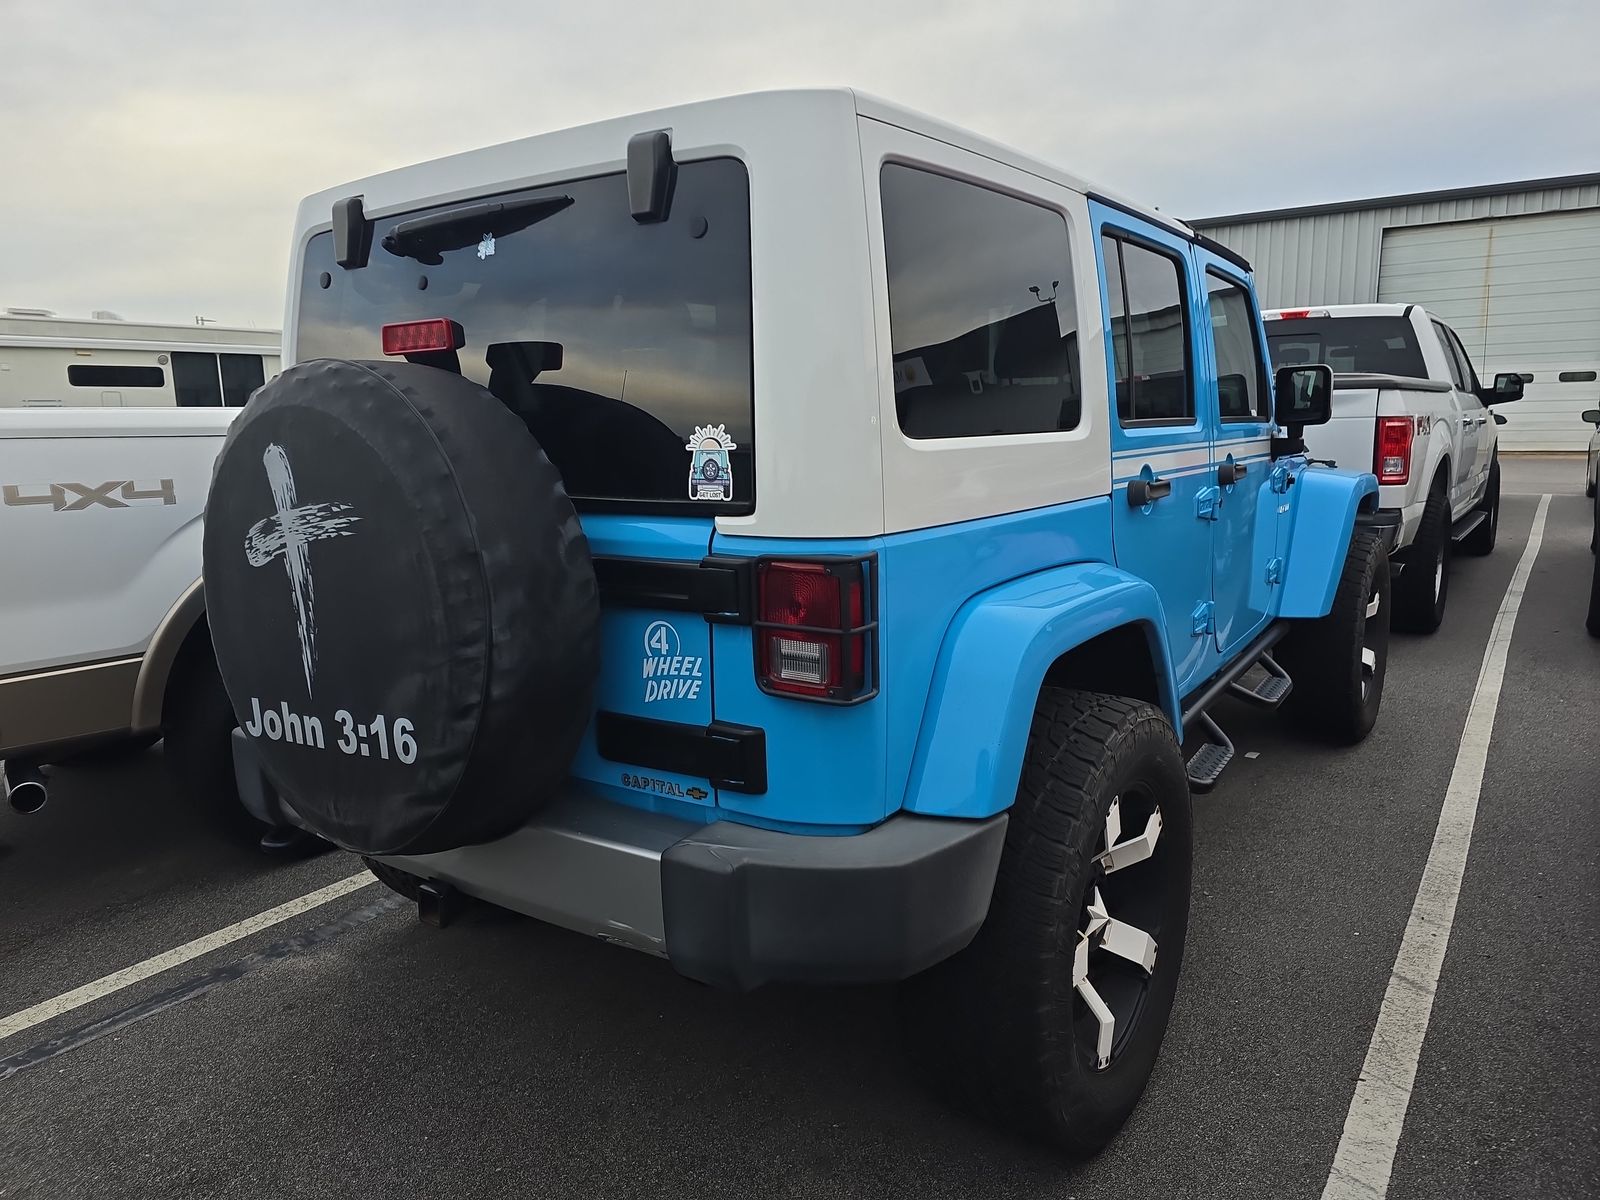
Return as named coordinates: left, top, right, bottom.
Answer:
left=297, top=159, right=753, bottom=512
left=1267, top=316, right=1427, bottom=378
left=1103, top=235, right=1192, bottom=424
left=67, top=365, right=164, bottom=388
left=220, top=353, right=266, bottom=407
left=1440, top=325, right=1481, bottom=392
left=1206, top=272, right=1268, bottom=422
left=172, top=352, right=223, bottom=407
left=1433, top=322, right=1469, bottom=391
left=880, top=164, right=1082, bottom=439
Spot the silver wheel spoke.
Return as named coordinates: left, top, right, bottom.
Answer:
left=1100, top=917, right=1158, bottom=973
left=1097, top=808, right=1162, bottom=874
left=1361, top=647, right=1377, bottom=671
left=1073, top=934, right=1116, bottom=1071
left=1366, top=591, right=1381, bottom=619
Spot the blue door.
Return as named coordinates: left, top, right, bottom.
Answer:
left=1093, top=206, right=1215, bottom=696
left=1194, top=252, right=1281, bottom=657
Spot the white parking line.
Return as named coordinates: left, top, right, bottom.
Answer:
left=0, top=871, right=375, bottom=1043
left=1322, top=494, right=1552, bottom=1200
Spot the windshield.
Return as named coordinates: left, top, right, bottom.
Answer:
left=1266, top=316, right=1427, bottom=378
left=296, top=158, right=753, bottom=512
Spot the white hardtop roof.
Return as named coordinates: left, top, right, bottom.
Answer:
left=1263, top=303, right=1414, bottom=319
left=297, top=87, right=1189, bottom=238
left=0, top=311, right=280, bottom=347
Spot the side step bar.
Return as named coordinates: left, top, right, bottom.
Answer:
left=1450, top=510, right=1487, bottom=544
left=1181, top=621, right=1291, bottom=793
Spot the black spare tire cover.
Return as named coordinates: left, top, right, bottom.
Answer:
left=202, top=358, right=599, bottom=855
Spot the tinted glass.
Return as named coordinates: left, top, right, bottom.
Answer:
left=297, top=159, right=753, bottom=511
left=66, top=365, right=164, bottom=388
left=172, top=351, right=222, bottom=407
left=1108, top=238, right=1191, bottom=424
left=220, top=353, right=266, bottom=407
left=1442, top=325, right=1480, bottom=391
left=881, top=164, right=1081, bottom=439
left=1206, top=273, right=1267, bottom=421
left=1266, top=316, right=1426, bottom=377
left=1433, top=322, right=1468, bottom=390
left=1102, top=235, right=1130, bottom=417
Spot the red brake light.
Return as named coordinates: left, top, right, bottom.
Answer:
left=1376, top=416, right=1413, bottom=484
left=755, top=559, right=874, bottom=702
left=381, top=318, right=462, bottom=356
left=1268, top=308, right=1329, bottom=321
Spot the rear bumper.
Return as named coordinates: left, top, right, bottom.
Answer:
left=1358, top=506, right=1405, bottom=558
left=232, top=734, right=1005, bottom=990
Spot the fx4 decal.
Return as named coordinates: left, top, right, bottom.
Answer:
left=2, top=479, right=177, bottom=511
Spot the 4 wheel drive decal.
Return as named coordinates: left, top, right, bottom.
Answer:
left=2, top=479, right=176, bottom=511
left=243, top=443, right=362, bottom=696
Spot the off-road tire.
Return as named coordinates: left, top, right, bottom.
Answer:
left=1395, top=478, right=1450, bottom=632
left=1278, top=532, right=1389, bottom=744
left=162, top=634, right=268, bottom=843
left=1462, top=458, right=1499, bottom=556
left=899, top=689, right=1191, bottom=1157
left=363, top=857, right=424, bottom=902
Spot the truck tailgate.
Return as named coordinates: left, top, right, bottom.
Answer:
left=1305, top=386, right=1380, bottom=476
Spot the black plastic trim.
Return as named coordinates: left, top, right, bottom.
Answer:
left=332, top=195, right=372, bottom=270
left=627, top=130, right=677, bottom=223
left=594, top=711, right=767, bottom=795
left=661, top=812, right=1008, bottom=989
left=1181, top=620, right=1290, bottom=727
left=1332, top=373, right=1452, bottom=394
left=593, top=555, right=753, bottom=623
left=1194, top=232, right=1252, bottom=273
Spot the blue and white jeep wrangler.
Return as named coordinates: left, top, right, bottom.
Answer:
left=204, top=90, right=1387, bottom=1153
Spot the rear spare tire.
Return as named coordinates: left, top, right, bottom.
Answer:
left=202, top=359, right=599, bottom=855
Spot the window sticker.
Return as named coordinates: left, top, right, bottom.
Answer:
left=477, top=233, right=496, bottom=260
left=686, top=423, right=736, bottom=501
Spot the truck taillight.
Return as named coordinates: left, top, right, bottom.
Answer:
left=1376, top=416, right=1413, bottom=484
left=381, top=318, right=462, bottom=356
left=755, top=558, right=876, bottom=703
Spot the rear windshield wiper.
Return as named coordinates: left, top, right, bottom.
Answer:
left=381, top=194, right=574, bottom=263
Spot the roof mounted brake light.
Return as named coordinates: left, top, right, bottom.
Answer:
left=1271, top=308, right=1330, bottom=320
left=381, top=318, right=463, bottom=357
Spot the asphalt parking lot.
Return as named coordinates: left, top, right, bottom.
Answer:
left=2, top=462, right=1596, bottom=1200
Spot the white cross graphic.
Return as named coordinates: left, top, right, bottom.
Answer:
left=243, top=443, right=362, bottom=696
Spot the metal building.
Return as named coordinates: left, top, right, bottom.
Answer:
left=1193, top=174, right=1600, bottom=450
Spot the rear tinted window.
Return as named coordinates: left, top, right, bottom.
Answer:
left=172, top=351, right=223, bottom=407
left=880, top=164, right=1082, bottom=439
left=1267, top=316, right=1426, bottom=378
left=296, top=159, right=753, bottom=511
left=221, top=353, right=266, bottom=406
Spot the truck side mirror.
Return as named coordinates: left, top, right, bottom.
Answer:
left=1274, top=363, right=1333, bottom=430
left=1583, top=408, right=1600, bottom=426
left=1486, top=372, right=1524, bottom=404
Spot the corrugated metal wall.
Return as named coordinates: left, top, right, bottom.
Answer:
left=1194, top=181, right=1600, bottom=309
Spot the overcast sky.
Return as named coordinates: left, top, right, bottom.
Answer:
left=4, top=0, right=1596, bottom=329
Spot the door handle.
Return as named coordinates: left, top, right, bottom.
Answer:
left=1128, top=477, right=1173, bottom=506
left=1218, top=460, right=1249, bottom=486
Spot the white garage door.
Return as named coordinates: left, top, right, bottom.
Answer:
left=1378, top=208, right=1600, bottom=450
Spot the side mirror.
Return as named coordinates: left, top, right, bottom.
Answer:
left=1582, top=408, right=1600, bottom=426
left=1485, top=372, right=1524, bottom=404
left=1274, top=363, right=1333, bottom=430
left=1493, top=412, right=1507, bottom=426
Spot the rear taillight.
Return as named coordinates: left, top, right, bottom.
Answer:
left=381, top=318, right=463, bottom=356
left=1376, top=416, right=1413, bottom=484
left=755, top=558, right=876, bottom=702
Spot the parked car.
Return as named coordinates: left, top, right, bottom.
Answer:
left=1264, top=304, right=1523, bottom=633
left=0, top=406, right=307, bottom=848
left=205, top=89, right=1385, bottom=1154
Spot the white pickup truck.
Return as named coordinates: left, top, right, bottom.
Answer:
left=0, top=407, right=308, bottom=848
left=1264, top=304, right=1524, bottom=632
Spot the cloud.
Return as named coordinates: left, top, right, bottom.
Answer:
left=4, top=0, right=1596, bottom=326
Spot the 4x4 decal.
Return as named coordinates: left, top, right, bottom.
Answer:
left=2, top=479, right=177, bottom=511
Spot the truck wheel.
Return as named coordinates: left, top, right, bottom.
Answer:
left=1588, top=491, right=1600, bottom=638
left=162, top=636, right=269, bottom=843
left=362, top=857, right=423, bottom=902
left=899, top=689, right=1191, bottom=1157
left=1461, top=458, right=1499, bottom=556
left=1278, top=532, right=1389, bottom=744
left=1394, top=479, right=1449, bottom=632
